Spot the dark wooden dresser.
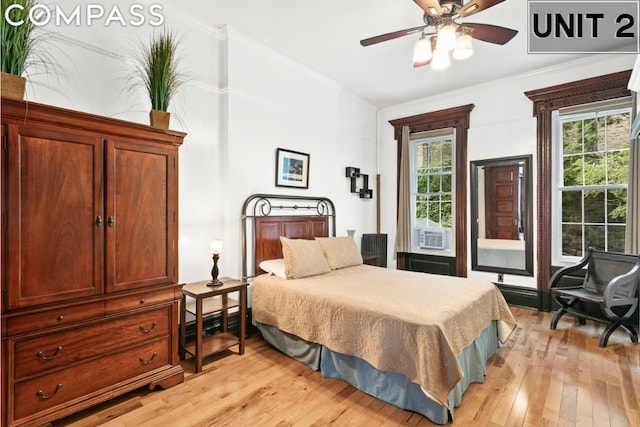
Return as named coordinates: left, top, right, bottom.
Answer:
left=1, top=97, right=185, bottom=427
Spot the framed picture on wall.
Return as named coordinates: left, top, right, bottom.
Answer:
left=275, top=148, right=310, bottom=189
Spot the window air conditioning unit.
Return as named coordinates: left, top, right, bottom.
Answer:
left=419, top=228, right=446, bottom=250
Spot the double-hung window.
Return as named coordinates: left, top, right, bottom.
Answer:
left=555, top=99, right=631, bottom=259
left=410, top=129, right=455, bottom=252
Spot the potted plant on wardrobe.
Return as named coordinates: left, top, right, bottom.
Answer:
left=1, top=0, right=61, bottom=100
left=1, top=0, right=36, bottom=98
left=130, top=29, right=186, bottom=129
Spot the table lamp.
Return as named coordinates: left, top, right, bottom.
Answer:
left=207, top=239, right=224, bottom=286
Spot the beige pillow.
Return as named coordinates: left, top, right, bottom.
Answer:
left=315, top=237, right=363, bottom=269
left=279, top=237, right=331, bottom=279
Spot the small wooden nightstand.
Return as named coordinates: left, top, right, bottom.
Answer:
left=179, top=278, right=248, bottom=373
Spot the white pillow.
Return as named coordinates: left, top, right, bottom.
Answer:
left=258, top=259, right=287, bottom=279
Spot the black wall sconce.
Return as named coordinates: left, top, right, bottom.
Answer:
left=346, top=167, right=373, bottom=199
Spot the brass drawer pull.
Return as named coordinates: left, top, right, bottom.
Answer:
left=139, top=322, right=157, bottom=334
left=36, top=384, right=62, bottom=400
left=36, top=346, right=63, bottom=360
left=139, top=352, right=157, bottom=365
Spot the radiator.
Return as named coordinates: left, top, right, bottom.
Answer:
left=361, top=233, right=387, bottom=267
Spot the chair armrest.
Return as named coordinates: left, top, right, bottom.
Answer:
left=549, top=249, right=592, bottom=289
left=604, top=262, right=640, bottom=307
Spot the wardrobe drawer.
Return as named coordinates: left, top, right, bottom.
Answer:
left=106, top=287, right=175, bottom=313
left=12, top=306, right=170, bottom=380
left=13, top=338, right=170, bottom=422
left=5, top=302, right=105, bottom=335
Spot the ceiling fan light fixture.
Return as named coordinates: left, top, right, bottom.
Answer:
left=436, top=24, right=457, bottom=52
left=361, top=0, right=517, bottom=70
left=453, top=34, right=473, bottom=60
left=431, top=46, right=450, bottom=70
left=413, top=35, right=433, bottom=64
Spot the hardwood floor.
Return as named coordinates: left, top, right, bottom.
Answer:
left=52, top=307, right=639, bottom=427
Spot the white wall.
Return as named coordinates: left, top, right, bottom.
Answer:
left=378, top=54, right=637, bottom=288
left=19, top=2, right=635, bottom=292
left=23, top=2, right=378, bottom=292
left=204, top=27, right=378, bottom=284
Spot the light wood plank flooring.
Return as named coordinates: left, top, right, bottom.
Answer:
left=52, top=307, right=640, bottom=427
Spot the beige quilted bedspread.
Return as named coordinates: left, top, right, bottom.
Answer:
left=251, top=264, right=516, bottom=408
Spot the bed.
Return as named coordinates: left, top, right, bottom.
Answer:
left=477, top=238, right=526, bottom=270
left=242, top=194, right=517, bottom=424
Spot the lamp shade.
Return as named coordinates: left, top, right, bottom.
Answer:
left=453, top=34, right=473, bottom=60
left=413, top=35, right=433, bottom=64
left=431, top=46, right=450, bottom=70
left=436, top=24, right=456, bottom=52
left=209, top=239, right=224, bottom=255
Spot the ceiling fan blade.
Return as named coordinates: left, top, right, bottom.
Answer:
left=360, top=25, right=427, bottom=46
left=458, top=0, right=506, bottom=18
left=459, top=23, right=518, bottom=45
left=413, top=0, right=441, bottom=17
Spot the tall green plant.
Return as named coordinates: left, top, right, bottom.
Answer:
left=133, top=30, right=185, bottom=112
left=1, top=0, right=36, bottom=75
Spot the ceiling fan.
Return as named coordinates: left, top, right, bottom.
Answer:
left=360, top=0, right=518, bottom=69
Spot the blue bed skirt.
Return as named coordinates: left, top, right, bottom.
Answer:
left=256, top=321, right=499, bottom=424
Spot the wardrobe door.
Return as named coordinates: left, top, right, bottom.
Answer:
left=4, top=125, right=104, bottom=309
left=104, top=140, right=177, bottom=293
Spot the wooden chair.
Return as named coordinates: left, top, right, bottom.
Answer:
left=549, top=247, right=640, bottom=347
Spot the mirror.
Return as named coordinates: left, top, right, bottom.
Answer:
left=470, top=155, right=533, bottom=276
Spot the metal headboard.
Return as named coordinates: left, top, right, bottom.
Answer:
left=241, top=193, right=336, bottom=281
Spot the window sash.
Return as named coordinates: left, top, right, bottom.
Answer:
left=556, top=104, right=630, bottom=259
left=409, top=130, right=455, bottom=251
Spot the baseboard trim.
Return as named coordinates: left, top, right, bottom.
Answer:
left=495, top=283, right=541, bottom=311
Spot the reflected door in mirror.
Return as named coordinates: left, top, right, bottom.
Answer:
left=485, top=164, right=521, bottom=240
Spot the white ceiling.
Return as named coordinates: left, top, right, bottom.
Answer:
left=192, top=0, right=597, bottom=108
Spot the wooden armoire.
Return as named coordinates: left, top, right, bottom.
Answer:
left=1, top=97, right=185, bottom=427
